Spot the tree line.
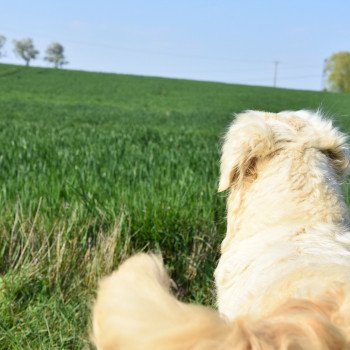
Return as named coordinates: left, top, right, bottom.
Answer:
left=0, top=34, right=349, bottom=93
left=0, top=35, right=67, bottom=68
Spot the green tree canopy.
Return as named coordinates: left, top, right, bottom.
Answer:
left=14, top=38, right=39, bottom=66
left=325, top=52, right=350, bottom=93
left=45, top=42, right=68, bottom=68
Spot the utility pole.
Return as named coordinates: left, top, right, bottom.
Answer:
left=273, top=61, right=279, bottom=87
left=321, top=58, right=328, bottom=91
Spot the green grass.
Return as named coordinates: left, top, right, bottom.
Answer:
left=1, top=63, right=350, bottom=349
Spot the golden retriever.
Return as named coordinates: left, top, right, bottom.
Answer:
left=92, top=110, right=350, bottom=349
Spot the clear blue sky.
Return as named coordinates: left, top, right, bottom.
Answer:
left=1, top=0, right=349, bottom=90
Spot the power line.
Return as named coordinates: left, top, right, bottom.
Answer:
left=251, top=74, right=322, bottom=84
left=0, top=26, right=325, bottom=89
left=1, top=26, right=322, bottom=67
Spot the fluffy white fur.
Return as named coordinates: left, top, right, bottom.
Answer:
left=92, top=110, right=350, bottom=349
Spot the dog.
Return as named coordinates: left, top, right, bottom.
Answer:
left=92, top=110, right=350, bottom=349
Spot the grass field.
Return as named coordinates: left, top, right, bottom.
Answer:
left=1, top=63, right=350, bottom=349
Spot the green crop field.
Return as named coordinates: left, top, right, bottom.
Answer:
left=1, top=63, right=350, bottom=349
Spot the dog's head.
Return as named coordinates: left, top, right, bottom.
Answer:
left=218, top=110, right=349, bottom=192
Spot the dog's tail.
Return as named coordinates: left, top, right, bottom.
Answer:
left=92, top=254, right=349, bottom=350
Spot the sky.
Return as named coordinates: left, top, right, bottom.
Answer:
left=1, top=0, right=350, bottom=90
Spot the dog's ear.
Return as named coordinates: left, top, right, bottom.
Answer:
left=299, top=111, right=350, bottom=177
left=320, top=145, right=350, bottom=177
left=218, top=111, right=275, bottom=192
left=317, top=139, right=350, bottom=177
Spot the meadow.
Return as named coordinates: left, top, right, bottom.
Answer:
left=1, top=63, right=350, bottom=349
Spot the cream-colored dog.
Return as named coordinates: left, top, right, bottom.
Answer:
left=92, top=110, right=350, bottom=349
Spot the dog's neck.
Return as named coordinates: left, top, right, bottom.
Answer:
left=222, top=148, right=350, bottom=252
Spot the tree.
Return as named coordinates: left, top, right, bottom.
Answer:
left=45, top=42, right=67, bottom=68
left=0, top=35, right=6, bottom=58
left=14, top=38, right=39, bottom=66
left=325, top=52, right=350, bottom=93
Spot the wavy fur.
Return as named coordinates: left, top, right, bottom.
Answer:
left=92, top=110, right=350, bottom=349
